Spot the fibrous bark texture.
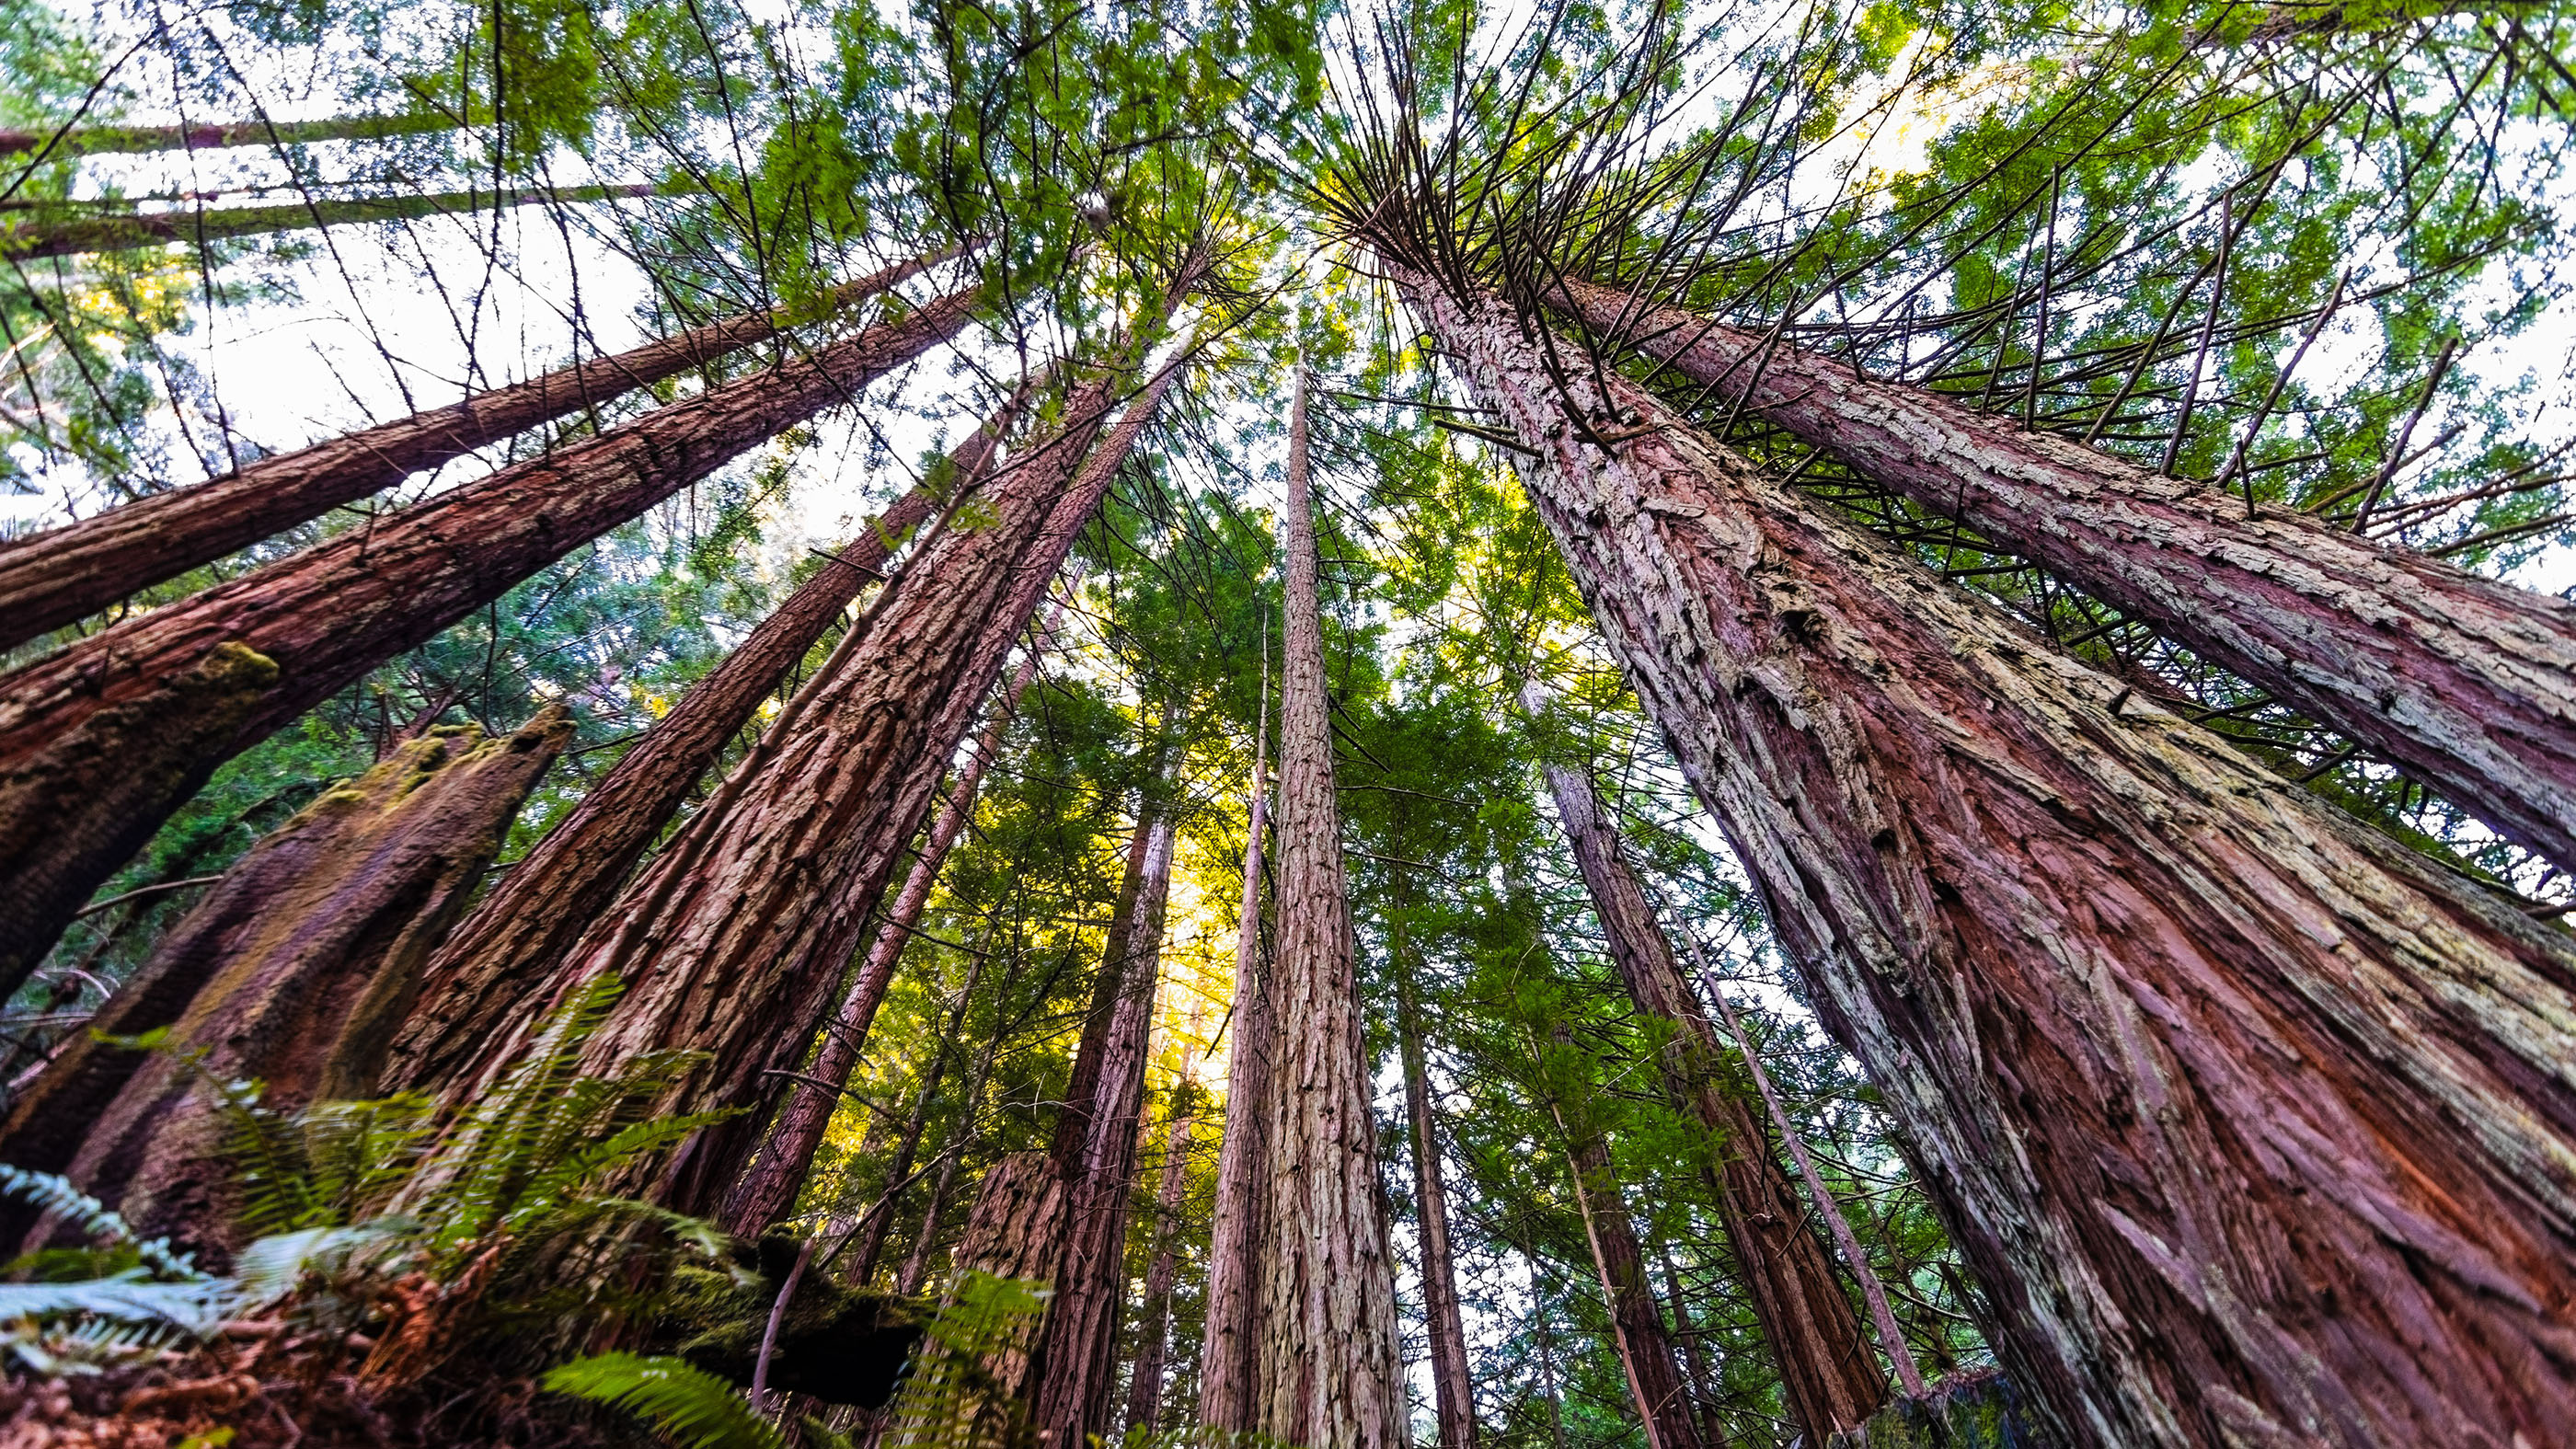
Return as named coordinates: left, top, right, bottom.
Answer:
left=1534, top=742, right=1883, bottom=1443
left=1561, top=1127, right=1704, bottom=1449
left=1196, top=721, right=1272, bottom=1435
left=1397, top=966, right=1478, bottom=1449
left=717, top=611, right=1053, bottom=1236
left=1556, top=277, right=2576, bottom=871
left=0, top=247, right=952, bottom=650
left=1032, top=806, right=1177, bottom=1447
left=950, top=1151, right=1070, bottom=1420
left=19, top=708, right=567, bottom=1255
left=0, top=281, right=976, bottom=1009
left=1254, top=369, right=1408, bottom=1449
left=0, top=182, right=667, bottom=261
left=386, top=381, right=1018, bottom=1104
left=1406, top=267, right=2576, bottom=1449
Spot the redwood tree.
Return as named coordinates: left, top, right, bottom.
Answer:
left=1254, top=366, right=1408, bottom=1449
left=1552, top=1111, right=1704, bottom=1449
left=1396, top=942, right=1478, bottom=1449
left=0, top=278, right=981, bottom=1006
left=1396, top=265, right=2576, bottom=1449
left=0, top=182, right=668, bottom=261
left=1197, top=684, right=1273, bottom=1435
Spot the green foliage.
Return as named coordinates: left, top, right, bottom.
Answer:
left=546, top=1351, right=795, bottom=1449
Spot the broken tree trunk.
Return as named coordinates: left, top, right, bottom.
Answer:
left=1554, top=1115, right=1705, bottom=1449
left=1397, top=949, right=1478, bottom=1449
left=1528, top=726, right=1886, bottom=1443
left=0, top=181, right=672, bottom=261
left=717, top=600, right=1059, bottom=1236
left=13, top=708, right=568, bottom=1256
left=1404, top=266, right=2576, bottom=1449
left=385, top=381, right=1021, bottom=1103
left=1196, top=691, right=1273, bottom=1436
left=1033, top=788, right=1178, bottom=1447
left=0, top=246, right=957, bottom=650
left=0, top=279, right=979, bottom=1008
left=1552, top=277, right=2576, bottom=872
left=1254, top=368, right=1408, bottom=1449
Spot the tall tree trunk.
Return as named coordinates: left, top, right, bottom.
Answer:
left=1552, top=277, right=2576, bottom=872
left=895, top=948, right=1024, bottom=1298
left=0, top=281, right=980, bottom=1007
left=9, top=707, right=567, bottom=1255
left=1526, top=728, right=1885, bottom=1442
left=1197, top=697, right=1272, bottom=1435
left=0, top=247, right=957, bottom=650
left=1657, top=1247, right=1727, bottom=1449
left=1553, top=1117, right=1704, bottom=1449
left=949, top=1150, right=1070, bottom=1421
left=1033, top=796, right=1179, bottom=1448
left=429, top=274, right=1195, bottom=1222
left=1403, top=267, right=2576, bottom=1449
left=0, top=181, right=672, bottom=261
left=719, top=599, right=1058, bottom=1235
left=1121, top=1064, right=1202, bottom=1442
left=1397, top=955, right=1478, bottom=1449
left=0, top=111, right=485, bottom=159
left=844, top=957, right=978, bottom=1287
left=1255, top=367, right=1408, bottom=1449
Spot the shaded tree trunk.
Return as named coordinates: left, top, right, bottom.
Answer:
left=1528, top=732, right=1886, bottom=1442
left=1397, top=954, right=1478, bottom=1449
left=0, top=247, right=956, bottom=650
left=1405, top=267, right=2576, bottom=1449
left=0, top=281, right=980, bottom=1007
left=1657, top=1247, right=1727, bottom=1449
left=0, top=181, right=672, bottom=261
left=1553, top=277, right=2576, bottom=873
left=1121, top=1064, right=1202, bottom=1442
left=1032, top=795, right=1179, bottom=1448
left=1196, top=694, right=1272, bottom=1435
left=13, top=707, right=568, bottom=1255
left=1555, top=1119, right=1704, bottom=1449
left=1255, top=367, right=1408, bottom=1449
left=0, top=111, right=473, bottom=159
left=719, top=598, right=1058, bottom=1235
left=843, top=956, right=982, bottom=1287
left=950, top=1151, right=1070, bottom=1408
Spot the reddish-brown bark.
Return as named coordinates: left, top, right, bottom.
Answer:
left=1558, top=1123, right=1704, bottom=1449
left=0, top=282, right=980, bottom=1007
left=949, top=1150, right=1071, bottom=1432
left=1405, top=267, right=2576, bottom=1449
left=1554, top=277, right=2576, bottom=871
left=1657, top=1247, right=1727, bottom=1449
left=17, top=709, right=567, bottom=1254
left=1531, top=739, right=1885, bottom=1443
left=0, top=182, right=670, bottom=262
left=1255, top=369, right=1408, bottom=1449
left=1121, top=1068, right=1202, bottom=1441
left=1196, top=708, right=1272, bottom=1435
left=0, top=247, right=953, bottom=651
left=717, top=612, right=1055, bottom=1236
left=1397, top=960, right=1478, bottom=1449
left=386, top=382, right=1023, bottom=1104
left=1032, top=805, right=1177, bottom=1447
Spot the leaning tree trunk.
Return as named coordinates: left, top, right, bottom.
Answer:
left=1255, top=368, right=1408, bottom=1449
left=1033, top=798, right=1179, bottom=1447
left=0, top=181, right=672, bottom=261
left=425, top=274, right=1196, bottom=1222
left=1397, top=954, right=1478, bottom=1449
left=1121, top=1064, right=1202, bottom=1442
left=0, top=280, right=979, bottom=1008
left=13, top=707, right=568, bottom=1256
left=1552, top=277, right=2576, bottom=872
left=386, top=379, right=1019, bottom=1103
left=1196, top=701, right=1272, bottom=1435
left=718, top=600, right=1060, bottom=1236
left=0, top=111, right=472, bottom=159
left=0, top=247, right=957, bottom=650
left=1528, top=730, right=1885, bottom=1443
left=1404, top=266, right=2576, bottom=1449
left=1555, top=1117, right=1705, bottom=1449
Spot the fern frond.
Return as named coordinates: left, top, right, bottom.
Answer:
left=542, top=1352, right=787, bottom=1449
left=0, top=1166, right=196, bottom=1280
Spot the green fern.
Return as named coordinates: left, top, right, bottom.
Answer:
left=543, top=1351, right=788, bottom=1449
left=875, top=1271, right=1052, bottom=1449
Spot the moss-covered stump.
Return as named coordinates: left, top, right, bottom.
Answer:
left=1825, top=1368, right=2058, bottom=1448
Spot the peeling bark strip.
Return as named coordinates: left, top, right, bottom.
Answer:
left=0, top=181, right=672, bottom=261
left=1555, top=277, right=2576, bottom=871
left=1403, top=269, right=2576, bottom=1449
left=1196, top=707, right=1272, bottom=1435
left=717, top=610, right=1056, bottom=1237
left=0, top=282, right=979, bottom=1008
left=1256, top=369, right=1409, bottom=1449
left=1533, top=746, right=1886, bottom=1443
left=385, top=381, right=1023, bottom=1106
left=0, top=247, right=955, bottom=650
left=16, top=709, right=567, bottom=1255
